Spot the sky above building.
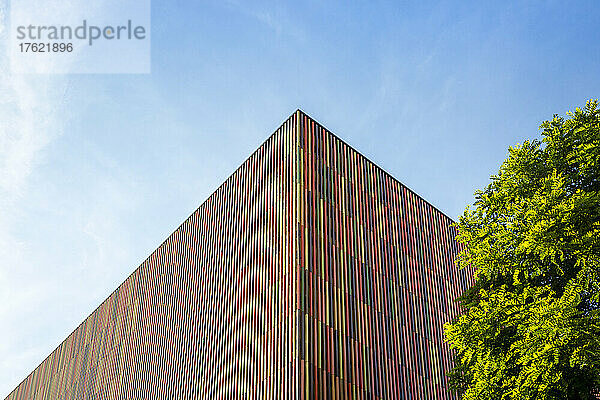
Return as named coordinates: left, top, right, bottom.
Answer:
left=1, top=0, right=599, bottom=396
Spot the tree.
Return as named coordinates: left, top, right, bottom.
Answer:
left=445, top=100, right=600, bottom=399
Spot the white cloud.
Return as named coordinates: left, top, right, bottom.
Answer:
left=0, top=1, right=72, bottom=396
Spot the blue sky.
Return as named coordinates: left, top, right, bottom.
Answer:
left=1, top=0, right=599, bottom=395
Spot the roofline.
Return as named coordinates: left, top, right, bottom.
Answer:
left=294, top=108, right=457, bottom=224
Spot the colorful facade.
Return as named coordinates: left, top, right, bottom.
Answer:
left=7, top=110, right=472, bottom=399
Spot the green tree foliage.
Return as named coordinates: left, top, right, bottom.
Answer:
left=445, top=100, right=600, bottom=399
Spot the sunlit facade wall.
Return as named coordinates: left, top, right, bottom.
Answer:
left=7, top=111, right=472, bottom=400
left=295, top=112, right=471, bottom=399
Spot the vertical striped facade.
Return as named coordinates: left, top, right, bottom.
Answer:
left=295, top=113, right=471, bottom=399
left=7, top=110, right=472, bottom=400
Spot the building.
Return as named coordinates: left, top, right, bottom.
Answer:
left=7, top=110, right=473, bottom=399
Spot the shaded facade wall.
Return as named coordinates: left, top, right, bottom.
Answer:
left=7, top=115, right=300, bottom=400
left=295, top=112, right=472, bottom=399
